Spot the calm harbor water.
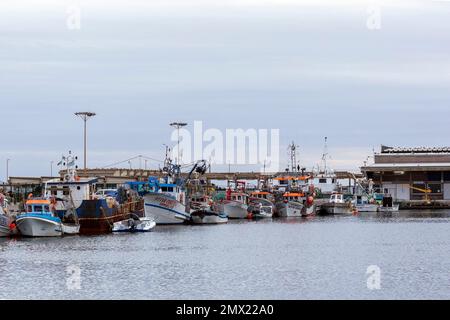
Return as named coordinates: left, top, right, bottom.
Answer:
left=1, top=211, right=449, bottom=300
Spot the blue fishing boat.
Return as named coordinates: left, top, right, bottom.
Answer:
left=16, top=199, right=64, bottom=237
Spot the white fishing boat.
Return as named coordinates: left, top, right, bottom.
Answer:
left=144, top=187, right=190, bottom=225
left=275, top=192, right=306, bottom=217
left=248, top=198, right=274, bottom=219
left=144, top=158, right=209, bottom=225
left=310, top=137, right=340, bottom=197
left=113, top=217, right=156, bottom=232
left=16, top=199, right=64, bottom=237
left=319, top=193, right=354, bottom=215
left=354, top=195, right=379, bottom=213
left=0, top=193, right=15, bottom=237
left=356, top=204, right=379, bottom=213
left=190, top=209, right=228, bottom=224
left=0, top=207, right=14, bottom=237
left=221, top=191, right=250, bottom=219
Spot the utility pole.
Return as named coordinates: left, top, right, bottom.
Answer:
left=170, top=122, right=187, bottom=166
left=6, top=159, right=10, bottom=184
left=75, top=112, right=96, bottom=171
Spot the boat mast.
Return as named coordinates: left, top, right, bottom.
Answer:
left=288, top=142, right=299, bottom=173
left=321, top=137, right=329, bottom=174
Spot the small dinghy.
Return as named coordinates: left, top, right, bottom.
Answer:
left=112, top=217, right=156, bottom=233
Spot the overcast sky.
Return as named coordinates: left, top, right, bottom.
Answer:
left=1, top=0, right=449, bottom=180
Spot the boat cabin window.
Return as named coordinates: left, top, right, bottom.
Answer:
left=50, top=187, right=57, bottom=196
left=27, top=205, right=32, bottom=212
left=33, top=205, right=43, bottom=213
left=332, top=179, right=336, bottom=183
left=161, top=187, right=174, bottom=192
left=319, top=179, right=327, bottom=184
left=63, top=187, right=70, bottom=196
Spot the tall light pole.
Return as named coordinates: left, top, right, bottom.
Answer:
left=170, top=122, right=187, bottom=166
left=50, top=161, right=54, bottom=177
left=75, top=112, right=96, bottom=171
left=6, top=159, right=10, bottom=183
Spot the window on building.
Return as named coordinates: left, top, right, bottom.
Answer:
left=444, top=172, right=450, bottom=182
left=428, top=183, right=442, bottom=194
left=427, top=172, right=442, bottom=182
left=412, top=183, right=427, bottom=193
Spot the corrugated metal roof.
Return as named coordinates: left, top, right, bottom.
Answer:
left=382, top=147, right=450, bottom=154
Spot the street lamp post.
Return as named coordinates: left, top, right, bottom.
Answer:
left=75, top=112, right=96, bottom=171
left=170, top=122, right=187, bottom=166
left=6, top=159, right=10, bottom=183
left=50, top=161, right=54, bottom=177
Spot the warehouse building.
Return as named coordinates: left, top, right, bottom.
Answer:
left=361, top=146, right=450, bottom=202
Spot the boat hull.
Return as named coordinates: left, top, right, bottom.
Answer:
left=356, top=204, right=379, bottom=213
left=74, top=200, right=136, bottom=235
left=62, top=223, right=80, bottom=235
left=378, top=205, right=400, bottom=213
left=276, top=201, right=304, bottom=217
left=0, top=214, right=12, bottom=237
left=16, top=216, right=63, bottom=237
left=144, top=193, right=190, bottom=225
left=302, top=204, right=316, bottom=217
left=191, top=211, right=228, bottom=224
left=222, top=201, right=248, bottom=219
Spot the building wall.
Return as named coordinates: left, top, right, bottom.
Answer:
left=396, top=184, right=410, bottom=201
left=381, top=183, right=411, bottom=201
left=444, top=184, right=450, bottom=200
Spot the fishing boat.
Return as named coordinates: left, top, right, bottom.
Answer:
left=190, top=208, right=228, bottom=225
left=112, top=217, right=156, bottom=233
left=353, top=195, right=379, bottom=213
left=45, top=152, right=142, bottom=235
left=378, top=195, right=400, bottom=213
left=248, top=198, right=274, bottom=219
left=275, top=192, right=306, bottom=217
left=144, top=158, right=208, bottom=225
left=0, top=197, right=15, bottom=237
left=144, top=182, right=189, bottom=224
left=310, top=137, right=340, bottom=197
left=221, top=189, right=250, bottom=219
left=16, top=199, right=64, bottom=237
left=319, top=193, right=354, bottom=215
